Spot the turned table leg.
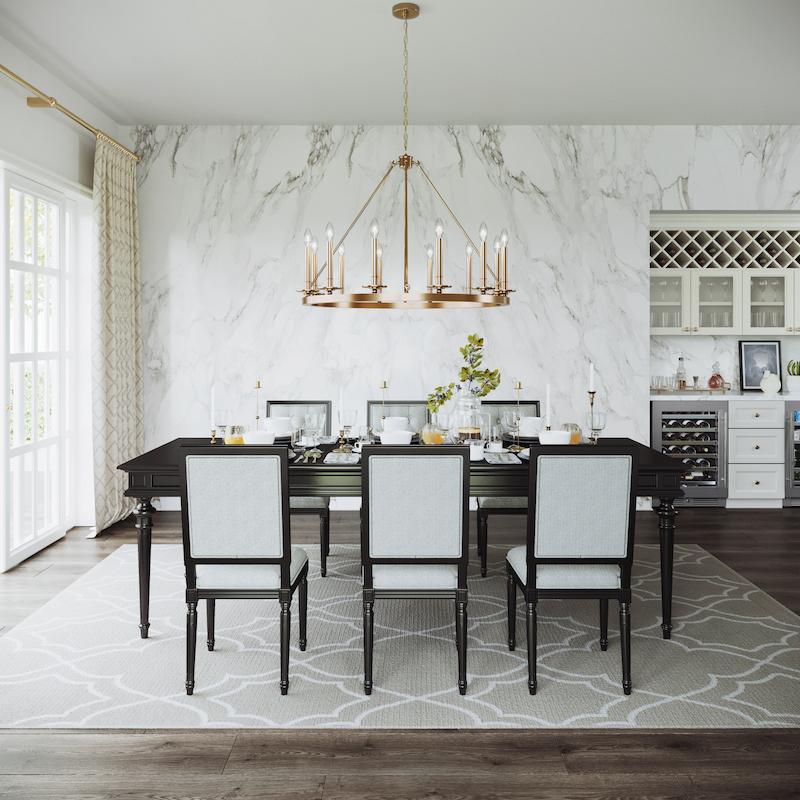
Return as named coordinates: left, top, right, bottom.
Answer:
left=656, top=498, right=677, bottom=640
left=134, top=499, right=156, bottom=639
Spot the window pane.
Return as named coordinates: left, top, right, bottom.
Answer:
left=8, top=361, right=34, bottom=447
left=9, top=452, right=35, bottom=550
left=36, top=198, right=59, bottom=268
left=35, top=444, right=59, bottom=533
left=8, top=269, right=35, bottom=353
left=8, top=188, right=21, bottom=260
left=36, top=274, right=59, bottom=352
left=23, top=193, right=34, bottom=264
left=37, top=359, right=59, bottom=439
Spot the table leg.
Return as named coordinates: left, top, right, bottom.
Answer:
left=134, top=499, right=156, bottom=639
left=656, top=498, right=677, bottom=640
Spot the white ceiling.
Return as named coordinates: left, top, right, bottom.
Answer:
left=1, top=0, right=799, bottom=125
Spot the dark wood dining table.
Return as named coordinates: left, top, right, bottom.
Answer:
left=118, top=436, right=684, bottom=641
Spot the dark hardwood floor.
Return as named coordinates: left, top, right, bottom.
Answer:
left=1, top=508, right=799, bottom=799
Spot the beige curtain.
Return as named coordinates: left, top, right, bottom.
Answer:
left=90, top=138, right=144, bottom=534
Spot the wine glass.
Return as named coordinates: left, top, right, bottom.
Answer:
left=586, top=410, right=607, bottom=444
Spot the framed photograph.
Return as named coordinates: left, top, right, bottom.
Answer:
left=738, top=340, right=782, bottom=391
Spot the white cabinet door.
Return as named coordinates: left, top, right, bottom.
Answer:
left=690, top=270, right=742, bottom=335
left=741, top=269, right=794, bottom=335
left=650, top=272, right=690, bottom=335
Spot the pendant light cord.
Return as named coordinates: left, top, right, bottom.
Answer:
left=402, top=12, right=409, bottom=152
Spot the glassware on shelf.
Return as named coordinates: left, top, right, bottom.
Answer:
left=421, top=412, right=447, bottom=445
left=586, top=410, right=607, bottom=444
left=302, top=413, right=322, bottom=446
left=561, top=422, right=582, bottom=444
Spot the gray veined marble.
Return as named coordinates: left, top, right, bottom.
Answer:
left=129, top=124, right=800, bottom=449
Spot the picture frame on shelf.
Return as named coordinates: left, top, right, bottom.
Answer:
left=738, top=340, right=781, bottom=392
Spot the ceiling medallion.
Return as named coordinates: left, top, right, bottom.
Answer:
left=301, top=2, right=512, bottom=309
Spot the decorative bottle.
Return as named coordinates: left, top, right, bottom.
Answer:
left=675, top=357, right=687, bottom=391
left=708, top=362, right=724, bottom=390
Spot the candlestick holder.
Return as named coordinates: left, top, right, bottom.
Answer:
left=588, top=390, right=598, bottom=444
left=254, top=379, right=262, bottom=431
left=379, top=380, right=388, bottom=424
left=508, top=380, right=524, bottom=453
left=210, top=428, right=217, bottom=445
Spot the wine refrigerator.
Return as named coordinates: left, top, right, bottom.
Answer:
left=650, top=401, right=729, bottom=506
left=785, top=402, right=800, bottom=506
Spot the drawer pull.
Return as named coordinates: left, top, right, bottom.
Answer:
left=753, top=480, right=761, bottom=486
left=753, top=443, right=760, bottom=450
left=753, top=412, right=761, bottom=418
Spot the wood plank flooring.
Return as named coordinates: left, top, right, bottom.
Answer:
left=0, top=508, right=799, bottom=799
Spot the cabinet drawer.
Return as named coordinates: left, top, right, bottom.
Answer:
left=728, top=463, right=784, bottom=499
left=728, top=428, right=785, bottom=464
left=729, top=402, right=784, bottom=429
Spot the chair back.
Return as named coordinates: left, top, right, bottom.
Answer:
left=526, top=445, right=638, bottom=587
left=266, top=400, right=331, bottom=435
left=179, top=446, right=291, bottom=586
left=366, top=400, right=429, bottom=434
left=361, top=446, right=469, bottom=580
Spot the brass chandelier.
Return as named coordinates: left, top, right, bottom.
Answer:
left=301, top=2, right=512, bottom=309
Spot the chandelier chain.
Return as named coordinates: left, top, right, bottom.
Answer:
left=402, top=13, right=409, bottom=152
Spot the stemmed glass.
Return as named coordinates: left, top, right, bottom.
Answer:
left=586, top=410, right=607, bottom=444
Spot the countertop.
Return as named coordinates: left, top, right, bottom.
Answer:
left=651, top=392, right=800, bottom=402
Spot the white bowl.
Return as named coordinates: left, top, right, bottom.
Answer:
left=538, top=430, right=571, bottom=445
left=379, top=430, right=414, bottom=445
left=383, top=416, right=409, bottom=432
left=518, top=416, right=543, bottom=437
left=469, top=441, right=486, bottom=461
left=242, top=430, right=276, bottom=445
left=264, top=417, right=292, bottom=436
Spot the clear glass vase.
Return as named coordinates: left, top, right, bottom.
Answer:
left=450, top=390, right=484, bottom=444
left=421, top=412, right=447, bottom=445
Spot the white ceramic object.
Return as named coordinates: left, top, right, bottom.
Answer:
left=518, top=416, right=543, bottom=437
left=538, top=429, right=571, bottom=445
left=378, top=430, right=414, bottom=445
left=383, top=416, right=409, bottom=432
left=486, top=441, right=504, bottom=453
left=760, top=370, right=781, bottom=396
left=469, top=441, right=486, bottom=461
left=785, top=375, right=800, bottom=394
left=242, top=430, right=276, bottom=445
left=264, top=416, right=292, bottom=436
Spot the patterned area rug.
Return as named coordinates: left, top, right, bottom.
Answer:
left=0, top=543, right=798, bottom=728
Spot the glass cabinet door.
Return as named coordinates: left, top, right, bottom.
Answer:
left=690, top=270, right=741, bottom=334
left=650, top=272, right=690, bottom=334
left=742, top=269, right=794, bottom=335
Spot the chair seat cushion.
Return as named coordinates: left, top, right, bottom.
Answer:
left=478, top=496, right=528, bottom=509
left=290, top=496, right=330, bottom=509
left=195, top=546, right=308, bottom=589
left=506, top=546, right=620, bottom=589
left=372, top=563, right=459, bottom=590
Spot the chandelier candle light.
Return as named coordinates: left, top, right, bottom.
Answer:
left=301, top=3, right=513, bottom=310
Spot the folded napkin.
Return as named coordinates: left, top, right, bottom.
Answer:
left=484, top=452, right=522, bottom=465
left=519, top=449, right=530, bottom=460
left=323, top=452, right=361, bottom=465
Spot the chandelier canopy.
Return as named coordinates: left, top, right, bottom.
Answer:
left=301, top=2, right=512, bottom=310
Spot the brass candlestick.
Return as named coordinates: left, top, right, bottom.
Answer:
left=255, top=379, right=262, bottom=431
left=380, top=380, right=388, bottom=424
left=508, top=380, right=524, bottom=453
left=588, top=390, right=598, bottom=445
left=210, top=428, right=217, bottom=444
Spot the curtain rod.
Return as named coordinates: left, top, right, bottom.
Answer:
left=0, top=63, right=140, bottom=162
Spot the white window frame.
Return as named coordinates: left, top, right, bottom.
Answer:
left=1, top=167, right=79, bottom=572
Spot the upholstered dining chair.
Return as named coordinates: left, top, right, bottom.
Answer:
left=361, top=445, right=470, bottom=695
left=266, top=400, right=332, bottom=576
left=366, top=400, right=429, bottom=436
left=505, top=445, right=639, bottom=695
left=179, top=446, right=309, bottom=696
left=476, top=399, right=540, bottom=577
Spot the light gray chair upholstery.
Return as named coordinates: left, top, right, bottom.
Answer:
left=266, top=400, right=331, bottom=576
left=366, top=401, right=429, bottom=434
left=180, top=447, right=309, bottom=696
left=361, top=446, right=470, bottom=695
left=476, top=400, right=540, bottom=577
left=505, top=447, right=637, bottom=696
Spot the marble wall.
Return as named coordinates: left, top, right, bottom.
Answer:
left=130, top=125, right=800, bottom=449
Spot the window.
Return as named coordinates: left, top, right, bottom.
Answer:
left=1, top=169, right=79, bottom=571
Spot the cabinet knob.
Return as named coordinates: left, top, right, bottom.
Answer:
left=788, top=327, right=793, bottom=332
left=753, top=412, right=761, bottom=418
left=753, top=480, right=761, bottom=486
left=753, top=443, right=760, bottom=450
left=692, top=326, right=699, bottom=332
left=681, top=326, right=690, bottom=332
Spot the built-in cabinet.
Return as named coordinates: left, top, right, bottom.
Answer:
left=650, top=214, right=800, bottom=336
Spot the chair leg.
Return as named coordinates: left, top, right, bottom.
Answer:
left=280, top=599, right=291, bottom=695
left=619, top=601, right=632, bottom=695
left=363, top=594, right=374, bottom=695
left=186, top=601, right=197, bottom=695
left=319, top=510, right=329, bottom=577
left=456, top=596, right=468, bottom=695
left=599, top=598, right=609, bottom=651
left=478, top=511, right=488, bottom=577
left=299, top=573, right=308, bottom=652
left=206, top=599, right=216, bottom=651
left=526, top=601, right=537, bottom=695
left=506, top=564, right=517, bottom=651
left=476, top=510, right=484, bottom=557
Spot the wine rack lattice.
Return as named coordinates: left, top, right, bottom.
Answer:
left=650, top=229, right=800, bottom=269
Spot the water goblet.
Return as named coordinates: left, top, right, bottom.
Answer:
left=586, top=410, right=607, bottom=445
